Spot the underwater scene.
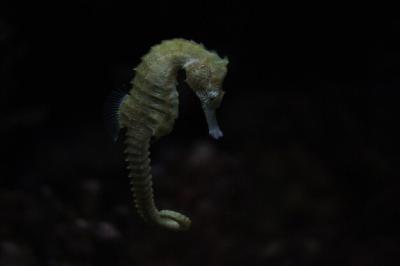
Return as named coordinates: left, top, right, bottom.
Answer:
left=1, top=2, right=399, bottom=266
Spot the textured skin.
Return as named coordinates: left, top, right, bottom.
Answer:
left=118, top=39, right=228, bottom=231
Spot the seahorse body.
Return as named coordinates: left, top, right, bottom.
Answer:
left=118, top=39, right=228, bottom=231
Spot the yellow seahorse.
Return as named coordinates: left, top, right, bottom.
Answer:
left=108, top=38, right=228, bottom=231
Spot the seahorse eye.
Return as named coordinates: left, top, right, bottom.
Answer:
left=207, top=90, right=224, bottom=109
left=208, top=90, right=218, bottom=98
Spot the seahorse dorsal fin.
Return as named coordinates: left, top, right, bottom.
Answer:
left=104, top=89, right=128, bottom=142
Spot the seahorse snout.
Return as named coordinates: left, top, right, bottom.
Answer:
left=209, top=127, right=223, bottom=139
left=203, top=107, right=223, bottom=140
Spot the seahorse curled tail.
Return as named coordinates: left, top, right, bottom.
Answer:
left=124, top=125, right=191, bottom=231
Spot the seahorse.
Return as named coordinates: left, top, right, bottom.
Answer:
left=108, top=38, right=228, bottom=231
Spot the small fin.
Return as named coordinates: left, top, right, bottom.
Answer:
left=104, top=88, right=128, bottom=142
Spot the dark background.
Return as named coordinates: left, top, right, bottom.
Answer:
left=1, top=2, right=399, bottom=266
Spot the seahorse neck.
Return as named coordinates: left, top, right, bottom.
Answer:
left=164, top=53, right=202, bottom=85
left=143, top=39, right=208, bottom=89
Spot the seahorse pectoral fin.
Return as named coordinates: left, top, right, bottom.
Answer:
left=202, top=106, right=223, bottom=139
left=103, top=89, right=128, bottom=142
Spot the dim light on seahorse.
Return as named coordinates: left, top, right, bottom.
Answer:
left=106, top=38, right=228, bottom=231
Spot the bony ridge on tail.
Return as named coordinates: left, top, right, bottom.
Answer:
left=107, top=38, right=228, bottom=231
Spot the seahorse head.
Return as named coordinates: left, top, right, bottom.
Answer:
left=184, top=54, right=229, bottom=139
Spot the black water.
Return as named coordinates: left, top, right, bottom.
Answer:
left=1, top=3, right=399, bottom=266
